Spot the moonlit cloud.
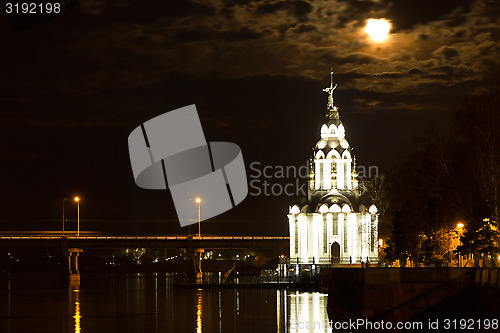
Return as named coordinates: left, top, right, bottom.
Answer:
left=1, top=0, right=498, bottom=120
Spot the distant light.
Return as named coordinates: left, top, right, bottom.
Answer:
left=74, top=196, right=80, bottom=202
left=378, top=239, right=384, bottom=247
left=365, top=18, right=391, bottom=42
left=196, top=198, right=201, bottom=203
left=457, top=223, right=464, bottom=229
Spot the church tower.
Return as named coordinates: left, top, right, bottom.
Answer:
left=288, top=71, right=379, bottom=266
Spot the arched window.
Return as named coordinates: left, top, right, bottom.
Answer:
left=290, top=206, right=300, bottom=255
left=344, top=162, right=348, bottom=188
left=320, top=124, right=328, bottom=138
left=337, top=124, right=345, bottom=137
left=343, top=218, right=348, bottom=253
left=342, top=204, right=351, bottom=213
left=323, top=214, right=328, bottom=254
left=319, top=161, right=324, bottom=188
left=332, top=213, right=338, bottom=235
left=328, top=124, right=337, bottom=136
left=294, top=216, right=299, bottom=254
left=330, top=204, right=341, bottom=213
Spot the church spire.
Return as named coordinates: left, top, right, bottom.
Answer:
left=322, top=69, right=339, bottom=121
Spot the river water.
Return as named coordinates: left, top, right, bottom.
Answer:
left=0, top=273, right=332, bottom=333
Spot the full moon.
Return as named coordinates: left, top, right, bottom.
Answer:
left=365, top=18, right=391, bottom=42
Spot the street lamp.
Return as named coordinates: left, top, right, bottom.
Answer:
left=196, top=198, right=201, bottom=237
left=62, top=197, right=67, bottom=236
left=74, top=196, right=80, bottom=237
left=456, top=222, right=465, bottom=267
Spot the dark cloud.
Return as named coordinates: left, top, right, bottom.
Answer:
left=221, top=0, right=254, bottom=6
left=384, top=0, right=475, bottom=32
left=215, top=29, right=262, bottom=42
left=256, top=0, right=313, bottom=21
left=343, top=53, right=378, bottom=65
left=292, top=23, right=316, bottom=34
left=446, top=14, right=467, bottom=27
left=100, top=0, right=215, bottom=23
left=408, top=68, right=424, bottom=75
left=435, top=46, right=459, bottom=59
left=170, top=28, right=213, bottom=43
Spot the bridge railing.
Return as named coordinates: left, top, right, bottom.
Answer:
left=0, top=235, right=289, bottom=240
left=170, top=273, right=303, bottom=285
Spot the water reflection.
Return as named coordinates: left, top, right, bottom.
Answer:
left=0, top=273, right=331, bottom=333
left=69, top=280, right=82, bottom=333
left=286, top=291, right=332, bottom=333
left=73, top=298, right=81, bottom=333
left=196, top=289, right=202, bottom=333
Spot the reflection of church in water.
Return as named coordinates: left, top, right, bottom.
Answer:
left=288, top=71, right=378, bottom=265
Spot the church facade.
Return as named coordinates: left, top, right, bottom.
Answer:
left=288, top=72, right=379, bottom=266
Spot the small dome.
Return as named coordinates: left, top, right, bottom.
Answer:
left=318, top=192, right=351, bottom=207
left=314, top=137, right=350, bottom=156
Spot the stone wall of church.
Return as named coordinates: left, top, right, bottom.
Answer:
left=288, top=210, right=379, bottom=265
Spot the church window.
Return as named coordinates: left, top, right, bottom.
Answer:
left=370, top=218, right=375, bottom=252
left=294, top=217, right=299, bottom=254
left=344, top=162, right=348, bottom=188
left=343, top=219, right=348, bottom=252
left=333, top=214, right=338, bottom=235
left=323, top=214, right=328, bottom=254
left=319, top=161, right=324, bottom=188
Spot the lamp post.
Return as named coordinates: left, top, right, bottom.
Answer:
left=74, top=196, right=80, bottom=237
left=196, top=198, right=201, bottom=237
left=62, top=197, right=67, bottom=236
left=456, top=222, right=465, bottom=267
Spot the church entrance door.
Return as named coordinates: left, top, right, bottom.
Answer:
left=331, top=242, right=340, bottom=263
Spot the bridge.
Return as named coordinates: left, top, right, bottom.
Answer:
left=0, top=233, right=290, bottom=281
left=0, top=235, right=290, bottom=250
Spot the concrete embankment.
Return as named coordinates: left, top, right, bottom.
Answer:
left=326, top=267, right=480, bottom=322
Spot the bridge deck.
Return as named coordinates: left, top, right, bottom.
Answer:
left=0, top=235, right=290, bottom=250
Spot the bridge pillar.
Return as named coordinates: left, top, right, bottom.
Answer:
left=194, top=248, right=204, bottom=283
left=68, top=248, right=83, bottom=281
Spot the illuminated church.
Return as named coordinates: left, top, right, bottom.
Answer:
left=288, top=71, right=379, bottom=266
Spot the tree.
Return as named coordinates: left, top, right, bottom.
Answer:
left=360, top=175, right=391, bottom=237
left=416, top=227, right=462, bottom=265
left=457, top=218, right=500, bottom=267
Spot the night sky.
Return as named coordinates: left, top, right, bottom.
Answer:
left=0, top=0, right=498, bottom=235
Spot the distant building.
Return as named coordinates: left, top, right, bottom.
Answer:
left=288, top=71, right=378, bottom=266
